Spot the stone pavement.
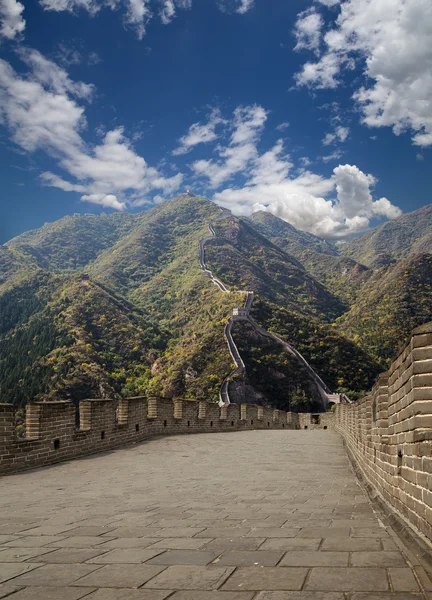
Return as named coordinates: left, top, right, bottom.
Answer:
left=0, top=430, right=431, bottom=599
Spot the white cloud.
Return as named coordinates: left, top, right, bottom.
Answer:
left=191, top=105, right=267, bottom=188
left=172, top=109, right=225, bottom=155
left=0, top=0, right=25, bottom=40
left=217, top=0, right=254, bottom=14
left=321, top=150, right=343, bottom=162
left=124, top=0, right=151, bottom=38
left=276, top=122, right=290, bottom=131
left=19, top=48, right=95, bottom=101
left=179, top=105, right=401, bottom=240
left=294, top=8, right=323, bottom=54
left=322, top=125, right=349, bottom=145
left=295, top=0, right=432, bottom=147
left=214, top=162, right=401, bottom=239
left=0, top=53, right=182, bottom=210
left=160, top=0, right=191, bottom=24
left=316, top=0, right=340, bottom=6
left=38, top=0, right=246, bottom=38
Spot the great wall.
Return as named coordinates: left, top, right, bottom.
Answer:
left=1, top=208, right=432, bottom=569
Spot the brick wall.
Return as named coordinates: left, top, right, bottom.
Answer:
left=298, top=412, right=335, bottom=430
left=335, top=322, right=432, bottom=543
left=0, top=398, right=299, bottom=475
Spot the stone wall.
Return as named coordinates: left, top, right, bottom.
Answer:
left=298, top=412, right=335, bottom=430
left=335, top=322, right=432, bottom=543
left=0, top=398, right=299, bottom=475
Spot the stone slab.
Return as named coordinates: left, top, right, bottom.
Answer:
left=259, top=539, right=321, bottom=552
left=0, top=563, right=43, bottom=584
left=10, top=564, right=100, bottom=586
left=85, top=590, right=173, bottom=599
left=221, top=567, right=308, bottom=591
left=170, top=593, right=255, bottom=600
left=147, top=550, right=217, bottom=565
left=320, top=539, right=382, bottom=552
left=255, top=594, right=345, bottom=600
left=87, top=548, right=164, bottom=564
left=97, top=538, right=161, bottom=549
left=279, top=551, right=348, bottom=567
left=305, top=568, right=389, bottom=592
left=203, top=538, right=266, bottom=552
left=143, top=565, right=235, bottom=589
left=149, top=538, right=212, bottom=550
left=213, top=550, right=284, bottom=566
left=350, top=551, right=407, bottom=567
left=74, top=564, right=166, bottom=588
left=7, top=586, right=96, bottom=599
left=0, top=547, right=57, bottom=562
left=388, top=567, right=421, bottom=591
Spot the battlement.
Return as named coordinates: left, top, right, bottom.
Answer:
left=334, top=321, right=432, bottom=544
left=0, top=398, right=300, bottom=475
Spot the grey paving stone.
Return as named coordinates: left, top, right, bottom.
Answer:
left=155, top=528, right=205, bottom=538
left=87, top=548, right=164, bottom=564
left=245, top=528, right=300, bottom=538
left=106, top=528, right=163, bottom=538
left=0, top=584, right=23, bottom=598
left=8, top=586, right=96, bottom=599
left=10, top=564, right=100, bottom=586
left=5, top=536, right=68, bottom=547
left=221, top=567, right=308, bottom=591
left=18, top=525, right=76, bottom=536
left=203, top=538, right=266, bottom=552
left=0, top=535, right=19, bottom=545
left=213, top=550, right=284, bottom=566
left=196, top=529, right=251, bottom=538
left=64, top=526, right=120, bottom=537
left=97, top=538, right=162, bottom=549
left=48, top=536, right=117, bottom=548
left=305, top=567, right=389, bottom=592
left=144, top=565, right=235, bottom=589
left=0, top=547, right=56, bottom=562
left=85, top=590, right=174, bottom=599
left=255, top=593, right=345, bottom=600
left=149, top=538, right=213, bottom=550
left=351, top=594, right=424, bottom=599
left=296, top=528, right=350, bottom=539
left=350, top=528, right=390, bottom=538
left=147, top=550, right=217, bottom=565
left=170, top=593, right=255, bottom=599
left=350, top=551, right=407, bottom=567
left=0, top=563, right=43, bottom=584
left=259, top=538, right=321, bottom=552
left=320, top=538, right=382, bottom=552
left=74, top=564, right=166, bottom=588
left=388, top=567, right=421, bottom=591
left=279, top=551, right=348, bottom=567
left=38, top=548, right=110, bottom=563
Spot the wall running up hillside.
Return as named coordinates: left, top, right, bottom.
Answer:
left=334, top=322, right=432, bottom=543
left=0, top=398, right=299, bottom=475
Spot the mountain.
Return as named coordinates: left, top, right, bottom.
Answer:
left=340, top=204, right=432, bottom=268
left=1, top=194, right=431, bottom=410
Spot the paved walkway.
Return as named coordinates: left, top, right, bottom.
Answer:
left=0, top=430, right=431, bottom=599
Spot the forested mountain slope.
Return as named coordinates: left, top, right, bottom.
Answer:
left=1, top=194, right=431, bottom=409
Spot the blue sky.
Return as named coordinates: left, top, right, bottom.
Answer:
left=0, top=0, right=431, bottom=244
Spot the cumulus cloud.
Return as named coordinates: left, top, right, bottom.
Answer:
left=214, top=161, right=402, bottom=239
left=294, top=8, right=323, bottom=54
left=191, top=105, right=267, bottom=188
left=172, top=109, right=225, bottom=155
left=173, top=104, right=401, bottom=239
left=0, top=0, right=25, bottom=40
left=316, top=0, right=340, bottom=6
left=0, top=53, right=182, bottom=210
left=295, top=0, right=432, bottom=146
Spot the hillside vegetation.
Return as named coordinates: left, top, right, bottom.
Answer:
left=1, top=195, right=431, bottom=409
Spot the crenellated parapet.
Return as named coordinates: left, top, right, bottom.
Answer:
left=0, top=397, right=299, bottom=475
left=335, top=321, right=432, bottom=544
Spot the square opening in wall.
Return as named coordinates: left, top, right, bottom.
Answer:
left=101, top=431, right=105, bottom=440
left=53, top=439, right=60, bottom=450
left=135, top=424, right=139, bottom=432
